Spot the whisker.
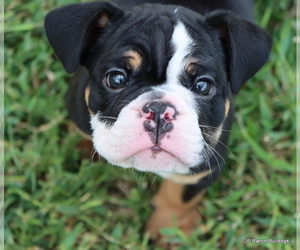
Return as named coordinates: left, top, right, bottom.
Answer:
left=199, top=124, right=231, bottom=132
left=204, top=150, right=213, bottom=175
left=150, top=174, right=157, bottom=187
left=90, top=147, right=97, bottom=163
left=90, top=145, right=102, bottom=165
left=202, top=146, right=214, bottom=179
left=205, top=142, right=226, bottom=172
left=188, top=168, right=196, bottom=175
left=99, top=115, right=117, bottom=120
left=204, top=142, right=221, bottom=172
left=201, top=132, right=233, bottom=156
left=206, top=142, right=225, bottom=164
left=200, top=52, right=222, bottom=64
left=141, top=172, right=149, bottom=186
left=202, top=149, right=210, bottom=169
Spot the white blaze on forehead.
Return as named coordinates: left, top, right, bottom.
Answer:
left=156, top=21, right=196, bottom=110
left=167, top=22, right=193, bottom=86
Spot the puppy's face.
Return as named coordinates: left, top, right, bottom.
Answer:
left=45, top=2, right=272, bottom=178
left=87, top=9, right=228, bottom=176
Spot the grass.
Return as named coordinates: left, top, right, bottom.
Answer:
left=4, top=0, right=296, bottom=249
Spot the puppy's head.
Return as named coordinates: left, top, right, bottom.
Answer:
left=45, top=2, right=272, bottom=177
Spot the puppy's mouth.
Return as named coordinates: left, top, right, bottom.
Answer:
left=150, top=145, right=164, bottom=153
left=145, top=145, right=180, bottom=162
left=127, top=145, right=189, bottom=174
left=147, top=146, right=182, bottom=162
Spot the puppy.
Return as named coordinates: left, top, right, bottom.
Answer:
left=45, top=0, right=272, bottom=244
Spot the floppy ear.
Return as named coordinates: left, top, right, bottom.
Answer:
left=45, top=2, right=124, bottom=73
left=205, top=11, right=272, bottom=94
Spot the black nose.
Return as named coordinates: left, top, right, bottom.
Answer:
left=141, top=101, right=177, bottom=144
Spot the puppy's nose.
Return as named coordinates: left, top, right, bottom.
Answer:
left=141, top=102, right=177, bottom=142
left=142, top=101, right=177, bottom=124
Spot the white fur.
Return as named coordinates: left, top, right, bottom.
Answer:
left=156, top=22, right=197, bottom=109
left=166, top=22, right=193, bottom=87
left=90, top=21, right=206, bottom=177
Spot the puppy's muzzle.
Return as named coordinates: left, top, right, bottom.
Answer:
left=141, top=101, right=177, bottom=145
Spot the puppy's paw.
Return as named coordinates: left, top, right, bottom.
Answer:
left=145, top=206, right=201, bottom=247
left=144, top=179, right=204, bottom=248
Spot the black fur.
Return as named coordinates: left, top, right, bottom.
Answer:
left=45, top=0, right=272, bottom=203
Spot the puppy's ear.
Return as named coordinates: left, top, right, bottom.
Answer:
left=205, top=11, right=272, bottom=94
left=45, top=2, right=124, bottom=73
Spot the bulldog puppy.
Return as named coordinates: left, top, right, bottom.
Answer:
left=45, top=0, right=272, bottom=244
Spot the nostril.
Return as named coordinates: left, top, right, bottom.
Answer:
left=162, top=106, right=177, bottom=123
left=142, top=101, right=177, bottom=123
left=164, top=113, right=172, bottom=122
left=142, top=110, right=155, bottom=121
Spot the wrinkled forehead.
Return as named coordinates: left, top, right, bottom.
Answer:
left=95, top=5, right=220, bottom=80
left=120, top=5, right=203, bottom=51
left=114, top=6, right=179, bottom=65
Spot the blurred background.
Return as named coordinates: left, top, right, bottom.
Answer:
left=4, top=0, right=296, bottom=249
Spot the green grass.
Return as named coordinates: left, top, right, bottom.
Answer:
left=4, top=0, right=296, bottom=249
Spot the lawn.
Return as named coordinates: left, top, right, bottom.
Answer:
left=4, top=0, right=296, bottom=249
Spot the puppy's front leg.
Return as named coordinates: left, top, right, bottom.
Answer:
left=145, top=179, right=205, bottom=244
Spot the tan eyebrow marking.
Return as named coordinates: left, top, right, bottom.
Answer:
left=184, top=58, right=200, bottom=75
left=124, top=50, right=143, bottom=70
left=96, top=14, right=109, bottom=28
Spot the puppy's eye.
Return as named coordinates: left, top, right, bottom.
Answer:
left=106, top=71, right=127, bottom=89
left=194, top=77, right=214, bottom=95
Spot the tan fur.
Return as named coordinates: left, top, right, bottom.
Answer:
left=214, top=124, right=223, bottom=142
left=208, top=99, right=230, bottom=144
left=84, top=87, right=94, bottom=115
left=225, top=99, right=230, bottom=117
left=210, top=99, right=230, bottom=144
left=185, top=58, right=198, bottom=75
left=97, top=14, right=109, bottom=28
left=124, top=50, right=142, bottom=70
left=168, top=169, right=212, bottom=184
left=145, top=179, right=205, bottom=245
